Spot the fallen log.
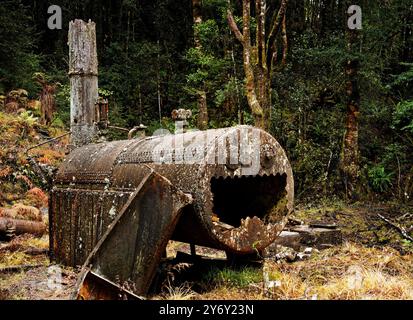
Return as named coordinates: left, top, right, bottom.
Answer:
left=0, top=217, right=46, bottom=238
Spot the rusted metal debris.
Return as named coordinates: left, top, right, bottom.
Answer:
left=50, top=125, right=294, bottom=298
left=72, top=168, right=191, bottom=299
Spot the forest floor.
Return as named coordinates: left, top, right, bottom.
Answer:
left=1, top=202, right=413, bottom=300
left=153, top=202, right=413, bottom=300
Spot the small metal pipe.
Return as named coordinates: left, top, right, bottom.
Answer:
left=25, top=131, right=71, bottom=187
left=128, top=125, right=147, bottom=140
left=128, top=127, right=139, bottom=140
left=25, top=131, right=72, bottom=156
left=107, top=125, right=130, bottom=133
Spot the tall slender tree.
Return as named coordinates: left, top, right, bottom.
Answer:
left=227, top=0, right=289, bottom=129
left=192, top=0, right=209, bottom=130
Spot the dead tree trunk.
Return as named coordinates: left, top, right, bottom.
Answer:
left=228, top=0, right=288, bottom=130
left=68, top=19, right=99, bottom=147
left=192, top=0, right=209, bottom=130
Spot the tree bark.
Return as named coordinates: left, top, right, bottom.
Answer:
left=227, top=0, right=288, bottom=130
left=242, top=0, right=265, bottom=128
left=35, top=75, right=57, bottom=126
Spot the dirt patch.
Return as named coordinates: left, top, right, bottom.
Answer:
left=0, top=265, right=77, bottom=300
left=0, top=235, right=77, bottom=300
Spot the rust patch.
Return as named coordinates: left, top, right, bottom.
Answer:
left=213, top=216, right=285, bottom=253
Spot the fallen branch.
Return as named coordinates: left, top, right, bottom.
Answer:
left=377, top=213, right=413, bottom=242
left=0, top=243, right=48, bottom=255
left=24, top=247, right=48, bottom=255
left=0, top=264, right=43, bottom=274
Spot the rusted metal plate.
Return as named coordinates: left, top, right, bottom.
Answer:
left=54, top=140, right=135, bottom=185
left=76, top=269, right=143, bottom=300
left=73, top=168, right=192, bottom=299
left=212, top=216, right=285, bottom=253
left=50, top=189, right=131, bottom=266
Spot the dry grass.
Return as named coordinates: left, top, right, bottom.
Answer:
left=191, top=242, right=413, bottom=300
left=263, top=242, right=413, bottom=300
left=0, top=252, right=34, bottom=269
left=315, top=267, right=413, bottom=299
left=0, top=272, right=25, bottom=297
left=24, top=188, right=49, bottom=209
left=0, top=234, right=77, bottom=300
left=292, top=202, right=413, bottom=252
left=159, top=283, right=197, bottom=300
left=196, top=286, right=266, bottom=300
left=0, top=235, right=49, bottom=269
left=23, top=235, right=49, bottom=249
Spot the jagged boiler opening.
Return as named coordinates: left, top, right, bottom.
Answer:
left=210, top=174, right=287, bottom=227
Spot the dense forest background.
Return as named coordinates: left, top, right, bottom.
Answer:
left=0, top=0, right=412, bottom=203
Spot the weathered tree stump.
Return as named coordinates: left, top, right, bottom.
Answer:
left=68, top=19, right=99, bottom=147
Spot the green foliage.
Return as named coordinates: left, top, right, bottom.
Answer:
left=98, top=88, right=114, bottom=98
left=146, top=118, right=176, bottom=136
left=393, top=100, right=413, bottom=134
left=202, top=267, right=262, bottom=288
left=401, top=239, right=413, bottom=251
left=185, top=16, right=241, bottom=127
left=0, top=0, right=412, bottom=202
left=214, top=77, right=243, bottom=108
left=100, top=41, right=165, bottom=127
left=18, top=111, right=38, bottom=126
left=55, top=84, right=70, bottom=126
left=0, top=0, right=41, bottom=93
left=194, top=20, right=220, bottom=53
left=368, top=165, right=394, bottom=193
left=391, top=63, right=413, bottom=88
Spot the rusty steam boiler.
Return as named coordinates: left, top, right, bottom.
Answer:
left=50, top=125, right=293, bottom=298
left=48, top=20, right=294, bottom=299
